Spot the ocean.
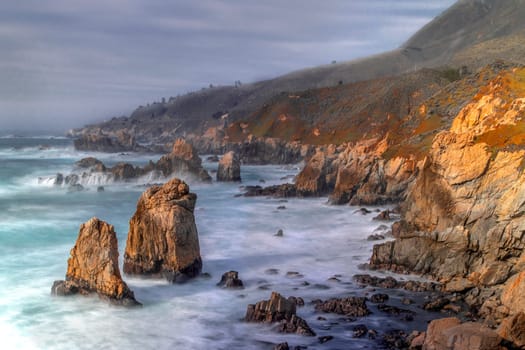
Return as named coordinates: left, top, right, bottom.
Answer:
left=0, top=136, right=437, bottom=349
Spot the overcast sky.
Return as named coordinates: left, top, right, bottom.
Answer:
left=0, top=0, right=456, bottom=133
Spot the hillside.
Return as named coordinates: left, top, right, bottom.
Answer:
left=70, top=0, right=525, bottom=147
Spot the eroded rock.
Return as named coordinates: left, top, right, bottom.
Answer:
left=245, top=292, right=315, bottom=336
left=52, top=217, right=140, bottom=306
left=123, top=178, right=202, bottom=282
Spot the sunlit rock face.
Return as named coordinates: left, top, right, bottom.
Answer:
left=123, top=178, right=202, bottom=283
left=52, top=217, right=140, bottom=306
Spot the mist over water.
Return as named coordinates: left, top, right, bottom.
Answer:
left=0, top=137, right=437, bottom=349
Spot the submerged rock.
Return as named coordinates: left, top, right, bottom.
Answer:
left=51, top=217, right=140, bottom=306
left=123, top=178, right=202, bottom=282
left=245, top=292, right=316, bottom=336
left=217, top=151, right=241, bottom=181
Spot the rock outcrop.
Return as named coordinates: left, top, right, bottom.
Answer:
left=51, top=217, right=140, bottom=306
left=73, top=130, right=142, bottom=153
left=216, top=151, right=241, bottom=181
left=217, top=271, right=244, bottom=288
left=123, top=178, right=202, bottom=282
left=55, top=139, right=211, bottom=187
left=369, top=67, right=525, bottom=327
left=421, top=317, right=504, bottom=350
left=245, top=292, right=316, bottom=336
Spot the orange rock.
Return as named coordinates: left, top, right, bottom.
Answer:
left=52, top=217, right=140, bottom=306
left=123, top=178, right=202, bottom=282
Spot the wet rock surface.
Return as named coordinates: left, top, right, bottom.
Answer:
left=245, top=292, right=315, bottom=336
left=217, top=271, right=244, bottom=289
left=314, top=297, right=370, bottom=317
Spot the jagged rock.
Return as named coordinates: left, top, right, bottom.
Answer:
left=75, top=157, right=106, bottom=172
left=273, top=343, right=289, bottom=350
left=370, top=293, right=389, bottom=303
left=243, top=184, right=297, bottom=198
left=353, top=274, right=441, bottom=292
left=314, top=297, right=370, bottom=317
left=155, top=139, right=212, bottom=182
left=369, top=71, right=525, bottom=308
left=275, top=229, right=284, bottom=237
left=217, top=271, right=244, bottom=289
left=367, top=234, right=385, bottom=241
left=123, top=178, right=202, bottom=282
left=73, top=130, right=139, bottom=152
left=245, top=292, right=315, bottom=336
left=51, top=217, right=140, bottom=306
left=217, top=151, right=241, bottom=181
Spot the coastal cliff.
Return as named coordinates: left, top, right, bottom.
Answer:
left=370, top=66, right=525, bottom=328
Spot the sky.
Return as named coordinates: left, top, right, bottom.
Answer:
left=0, top=0, right=456, bottom=133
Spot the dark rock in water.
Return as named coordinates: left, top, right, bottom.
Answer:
left=245, top=292, right=315, bottom=336
left=97, top=186, right=105, bottom=192
left=318, top=335, right=333, bottom=344
left=356, top=208, right=372, bottom=215
left=275, top=229, right=284, bottom=237
left=265, top=268, right=280, bottom=275
left=288, top=296, right=305, bottom=307
left=370, top=293, right=389, bottom=303
left=51, top=217, right=140, bottom=306
left=67, top=184, right=85, bottom=192
left=54, top=173, right=64, bottom=186
left=314, top=297, right=370, bottom=317
left=277, top=315, right=316, bottom=336
left=259, top=179, right=266, bottom=183
left=381, top=330, right=409, bottom=350
left=277, top=205, right=286, bottom=210
left=200, top=272, right=212, bottom=279
left=243, top=184, right=297, bottom=198
left=206, top=155, right=219, bottom=162
left=217, top=151, right=241, bottom=182
left=423, top=297, right=450, bottom=311
left=373, top=210, right=391, bottom=221
left=353, top=274, right=441, bottom=292
left=377, top=304, right=416, bottom=321
left=123, top=178, right=202, bottom=283
left=217, top=271, right=244, bottom=289
left=352, top=324, right=369, bottom=338
left=367, top=234, right=385, bottom=241
left=273, top=343, right=289, bottom=350
left=75, top=157, right=106, bottom=172
left=286, top=271, right=303, bottom=278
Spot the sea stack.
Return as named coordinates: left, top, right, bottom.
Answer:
left=216, top=151, right=241, bottom=182
left=123, top=178, right=202, bottom=282
left=51, top=217, right=140, bottom=306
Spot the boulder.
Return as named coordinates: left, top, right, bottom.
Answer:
left=51, top=217, right=140, bottom=306
left=217, top=271, right=244, bottom=289
left=245, top=292, right=315, bottom=336
left=217, top=151, right=241, bottom=181
left=123, top=178, right=202, bottom=282
left=314, top=297, right=370, bottom=317
left=423, top=318, right=504, bottom=350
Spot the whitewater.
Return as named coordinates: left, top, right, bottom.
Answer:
left=0, top=137, right=438, bottom=350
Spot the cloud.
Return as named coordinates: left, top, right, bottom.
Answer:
left=0, top=0, right=456, bottom=132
